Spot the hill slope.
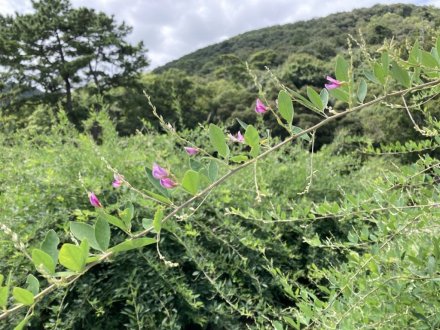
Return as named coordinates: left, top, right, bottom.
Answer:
left=155, top=4, right=440, bottom=75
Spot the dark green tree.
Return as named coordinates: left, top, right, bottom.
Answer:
left=0, top=0, right=148, bottom=122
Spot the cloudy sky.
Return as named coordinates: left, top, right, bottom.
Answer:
left=0, top=0, right=437, bottom=69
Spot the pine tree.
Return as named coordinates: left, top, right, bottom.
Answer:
left=0, top=0, right=148, bottom=118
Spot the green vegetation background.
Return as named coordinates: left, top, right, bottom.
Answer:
left=1, top=3, right=440, bottom=329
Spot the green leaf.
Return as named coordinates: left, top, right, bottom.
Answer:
left=189, top=159, right=202, bottom=171
left=69, top=222, right=100, bottom=251
left=14, top=316, right=32, bottom=330
left=273, top=321, right=283, bottom=330
left=381, top=51, right=389, bottom=76
left=182, top=170, right=200, bottom=195
left=292, top=126, right=310, bottom=141
left=120, top=203, right=134, bottom=228
left=244, top=125, right=259, bottom=147
left=320, top=89, right=329, bottom=109
left=145, top=167, right=171, bottom=198
left=373, top=62, right=386, bottom=84
left=32, top=249, right=56, bottom=275
left=0, top=285, right=9, bottom=308
left=26, top=274, right=39, bottom=296
left=230, top=155, right=248, bottom=163
left=420, top=50, right=438, bottom=68
left=142, top=218, right=153, bottom=230
left=409, top=40, right=420, bottom=65
left=0, top=274, right=3, bottom=287
left=12, top=287, right=34, bottom=306
left=244, top=125, right=260, bottom=158
left=357, top=79, right=367, bottom=103
left=391, top=61, right=410, bottom=88
left=328, top=88, right=349, bottom=103
left=209, top=124, right=229, bottom=158
left=277, top=90, right=294, bottom=124
left=141, top=190, right=172, bottom=205
left=40, top=229, right=59, bottom=264
left=109, top=238, right=156, bottom=254
left=236, top=118, right=248, bottom=130
left=100, top=213, right=128, bottom=232
left=208, top=160, right=218, bottom=182
left=364, top=70, right=379, bottom=84
left=59, top=243, right=87, bottom=272
left=95, top=217, right=110, bottom=251
left=335, top=55, right=349, bottom=82
left=306, top=87, right=323, bottom=111
left=153, top=207, right=164, bottom=233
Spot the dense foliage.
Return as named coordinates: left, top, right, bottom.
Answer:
left=0, top=0, right=147, bottom=127
left=1, top=3, right=440, bottom=330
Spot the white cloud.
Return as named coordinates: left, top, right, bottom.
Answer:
left=0, top=0, right=433, bottom=68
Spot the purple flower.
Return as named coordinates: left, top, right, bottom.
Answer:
left=184, top=147, right=199, bottom=156
left=88, top=192, right=103, bottom=208
left=228, top=131, right=244, bottom=143
left=160, top=177, right=178, bottom=189
left=112, top=174, right=124, bottom=188
left=325, top=76, right=342, bottom=90
left=152, top=163, right=169, bottom=179
left=255, top=98, right=268, bottom=114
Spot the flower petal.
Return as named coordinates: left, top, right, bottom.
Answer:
left=88, top=192, right=103, bottom=208
left=184, top=147, right=199, bottom=156
left=152, top=163, right=168, bottom=179
left=255, top=98, right=268, bottom=114
left=160, top=177, right=178, bottom=189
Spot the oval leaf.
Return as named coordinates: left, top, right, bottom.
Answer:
left=95, top=217, right=110, bottom=251
left=32, top=248, right=56, bottom=275
left=277, top=90, right=294, bottom=125
left=357, top=79, right=367, bottom=103
left=100, top=213, right=128, bottom=232
left=307, top=87, right=323, bottom=111
left=208, top=160, right=218, bottom=182
left=209, top=124, right=229, bottom=158
left=153, top=207, right=164, bottom=233
left=12, top=287, right=34, bottom=306
left=391, top=61, right=410, bottom=88
left=320, top=89, right=329, bottom=109
left=59, top=243, right=86, bottom=272
left=182, top=170, right=200, bottom=195
left=26, top=274, right=39, bottom=296
left=70, top=222, right=100, bottom=251
left=40, top=229, right=59, bottom=264
left=335, top=55, right=349, bottom=82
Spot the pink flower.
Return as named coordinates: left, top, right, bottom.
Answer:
left=325, top=76, right=342, bottom=90
left=228, top=131, right=244, bottom=143
left=112, top=174, right=124, bottom=188
left=184, top=147, right=199, bottom=156
left=159, top=177, right=178, bottom=189
left=88, top=192, right=103, bottom=208
left=255, top=98, right=268, bottom=114
left=152, top=163, right=169, bottom=179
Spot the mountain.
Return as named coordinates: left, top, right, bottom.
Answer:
left=154, top=4, right=440, bottom=76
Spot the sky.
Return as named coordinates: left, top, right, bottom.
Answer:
left=0, top=0, right=437, bottom=69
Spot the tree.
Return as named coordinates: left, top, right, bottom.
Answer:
left=0, top=0, right=148, bottom=121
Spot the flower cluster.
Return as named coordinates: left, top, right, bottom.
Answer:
left=325, top=76, right=342, bottom=90
left=152, top=163, right=178, bottom=189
